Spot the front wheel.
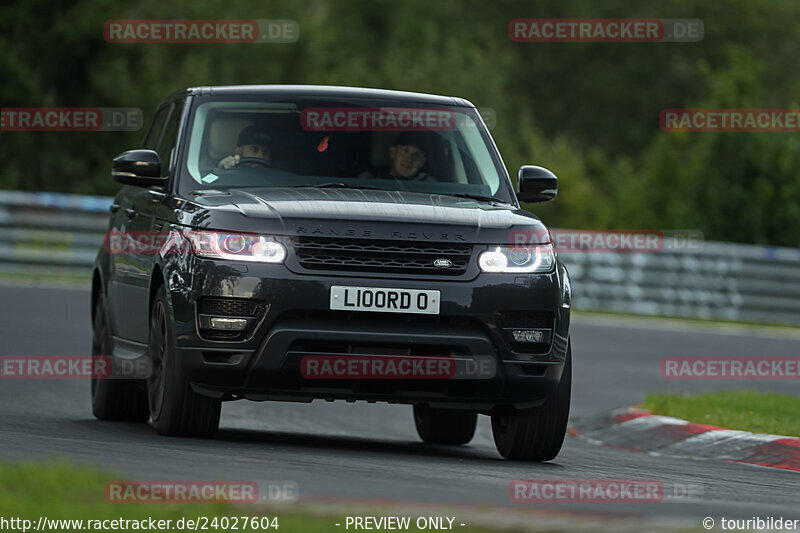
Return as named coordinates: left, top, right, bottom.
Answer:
left=148, top=285, right=221, bottom=437
left=414, top=405, right=477, bottom=445
left=491, top=341, right=572, bottom=461
left=90, top=296, right=149, bottom=422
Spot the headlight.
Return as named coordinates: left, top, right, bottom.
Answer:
left=187, top=230, right=286, bottom=263
left=478, top=244, right=555, bottom=273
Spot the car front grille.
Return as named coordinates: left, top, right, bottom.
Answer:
left=292, top=237, right=473, bottom=276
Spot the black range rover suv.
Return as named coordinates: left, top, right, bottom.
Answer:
left=91, top=85, right=572, bottom=461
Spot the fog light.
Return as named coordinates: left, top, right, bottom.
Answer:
left=512, top=330, right=544, bottom=343
left=209, top=318, right=248, bottom=331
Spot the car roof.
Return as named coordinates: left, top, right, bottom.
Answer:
left=164, top=85, right=475, bottom=107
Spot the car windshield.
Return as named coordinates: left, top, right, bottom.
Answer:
left=181, top=96, right=514, bottom=203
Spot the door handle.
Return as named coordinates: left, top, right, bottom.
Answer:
left=109, top=203, right=120, bottom=214
left=125, top=208, right=137, bottom=219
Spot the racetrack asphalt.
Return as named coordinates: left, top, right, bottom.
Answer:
left=1, top=283, right=798, bottom=529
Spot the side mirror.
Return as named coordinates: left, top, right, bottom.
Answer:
left=112, top=150, right=167, bottom=187
left=516, top=165, right=557, bottom=203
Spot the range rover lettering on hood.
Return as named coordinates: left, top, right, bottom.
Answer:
left=294, top=226, right=467, bottom=241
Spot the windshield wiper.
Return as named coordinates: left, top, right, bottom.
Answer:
left=292, top=184, right=508, bottom=203
left=292, top=182, right=396, bottom=191
left=440, top=192, right=509, bottom=204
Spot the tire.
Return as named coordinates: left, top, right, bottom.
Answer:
left=91, top=296, right=150, bottom=422
left=414, top=405, right=477, bottom=445
left=148, top=285, right=221, bottom=437
left=491, top=341, right=572, bottom=461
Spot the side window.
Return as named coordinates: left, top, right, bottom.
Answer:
left=158, top=100, right=184, bottom=173
left=143, top=105, right=170, bottom=150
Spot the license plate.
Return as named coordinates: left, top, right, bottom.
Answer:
left=330, top=286, right=440, bottom=315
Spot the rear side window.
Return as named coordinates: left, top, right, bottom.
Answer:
left=158, top=101, right=184, bottom=173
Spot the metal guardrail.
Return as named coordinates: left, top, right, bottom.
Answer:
left=1, top=190, right=799, bottom=326
left=561, top=241, right=800, bottom=325
left=0, top=191, right=111, bottom=277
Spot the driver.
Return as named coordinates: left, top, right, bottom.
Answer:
left=217, top=126, right=272, bottom=169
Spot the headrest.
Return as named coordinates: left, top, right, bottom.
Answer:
left=208, top=118, right=253, bottom=160
left=370, top=132, right=398, bottom=167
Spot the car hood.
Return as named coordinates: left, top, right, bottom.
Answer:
left=178, top=187, right=550, bottom=244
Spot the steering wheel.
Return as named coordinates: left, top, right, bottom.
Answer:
left=236, top=157, right=271, bottom=169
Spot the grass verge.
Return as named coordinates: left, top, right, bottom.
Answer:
left=0, top=271, right=90, bottom=287
left=0, top=461, right=497, bottom=533
left=642, top=390, right=800, bottom=436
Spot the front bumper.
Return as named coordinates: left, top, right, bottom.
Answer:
left=166, top=259, right=570, bottom=410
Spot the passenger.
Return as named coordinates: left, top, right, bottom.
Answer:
left=361, top=132, right=433, bottom=180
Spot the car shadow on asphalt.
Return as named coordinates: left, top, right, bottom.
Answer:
left=73, top=418, right=566, bottom=470
left=214, top=427, right=566, bottom=469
